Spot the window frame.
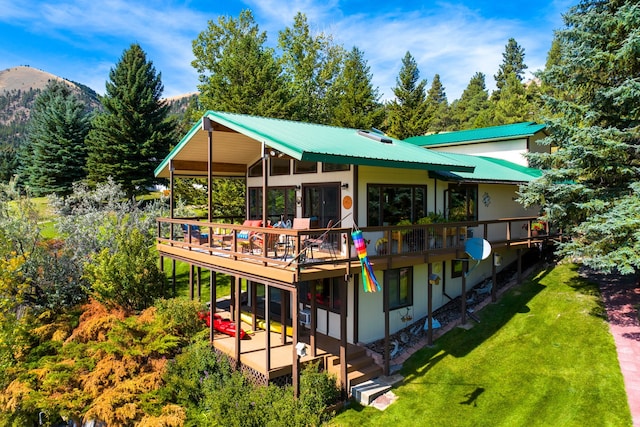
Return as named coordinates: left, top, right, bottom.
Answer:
left=366, top=184, right=428, bottom=226
left=385, top=267, right=413, bottom=310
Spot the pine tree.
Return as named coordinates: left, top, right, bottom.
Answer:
left=85, top=44, right=174, bottom=197
left=192, top=10, right=289, bottom=118
left=519, top=0, right=640, bottom=274
left=450, top=72, right=491, bottom=129
left=491, top=72, right=531, bottom=125
left=424, top=74, right=450, bottom=132
left=386, top=52, right=428, bottom=140
left=278, top=12, right=345, bottom=124
left=331, top=47, right=384, bottom=129
left=493, top=38, right=528, bottom=100
left=21, top=80, right=90, bottom=196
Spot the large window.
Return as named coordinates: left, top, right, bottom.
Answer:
left=294, top=160, right=318, bottom=174
left=385, top=267, right=413, bottom=310
left=448, top=184, right=478, bottom=221
left=270, top=157, right=290, bottom=176
left=248, top=187, right=296, bottom=223
left=301, top=277, right=344, bottom=313
left=367, top=184, right=427, bottom=226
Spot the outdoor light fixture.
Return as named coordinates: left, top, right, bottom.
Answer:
left=493, top=253, right=502, bottom=266
left=295, top=342, right=307, bottom=357
left=295, top=185, right=301, bottom=190
left=341, top=183, right=349, bottom=189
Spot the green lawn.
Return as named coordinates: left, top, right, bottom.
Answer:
left=330, top=263, right=631, bottom=427
left=162, top=258, right=235, bottom=302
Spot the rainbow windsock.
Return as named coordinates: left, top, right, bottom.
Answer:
left=351, top=229, right=381, bottom=292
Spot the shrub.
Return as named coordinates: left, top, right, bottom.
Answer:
left=84, top=228, right=166, bottom=312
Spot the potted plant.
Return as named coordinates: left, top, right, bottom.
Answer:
left=531, top=220, right=546, bottom=236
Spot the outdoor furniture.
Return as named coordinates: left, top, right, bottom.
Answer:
left=304, top=219, right=336, bottom=259
left=181, top=223, right=208, bottom=245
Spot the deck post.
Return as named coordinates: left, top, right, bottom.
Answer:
left=251, top=282, right=258, bottom=331
left=265, top=285, right=271, bottom=371
left=461, top=261, right=467, bottom=324
left=230, top=277, right=235, bottom=321
left=340, top=274, right=348, bottom=397
left=210, top=270, right=216, bottom=344
left=292, top=286, right=300, bottom=398
left=491, top=253, right=498, bottom=302
left=234, top=275, right=241, bottom=369
left=310, top=280, right=317, bottom=357
left=171, top=259, right=176, bottom=297
left=383, top=273, right=390, bottom=376
left=197, top=267, right=202, bottom=301
left=281, top=289, right=287, bottom=345
left=427, top=263, right=433, bottom=346
left=189, top=265, right=194, bottom=300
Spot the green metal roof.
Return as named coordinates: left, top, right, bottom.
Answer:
left=154, top=111, right=474, bottom=177
left=429, top=153, right=542, bottom=183
left=405, top=122, right=546, bottom=147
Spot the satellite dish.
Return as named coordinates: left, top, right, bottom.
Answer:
left=465, top=238, right=492, bottom=260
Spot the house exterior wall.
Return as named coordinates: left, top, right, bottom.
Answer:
left=429, top=139, right=529, bottom=166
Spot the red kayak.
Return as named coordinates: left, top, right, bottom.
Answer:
left=198, top=312, right=247, bottom=339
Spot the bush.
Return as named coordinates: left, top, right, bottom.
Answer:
left=84, top=228, right=166, bottom=312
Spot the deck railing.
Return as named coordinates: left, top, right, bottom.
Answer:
left=156, top=216, right=558, bottom=269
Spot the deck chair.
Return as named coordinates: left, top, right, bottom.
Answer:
left=304, top=219, right=336, bottom=259
left=182, top=224, right=209, bottom=245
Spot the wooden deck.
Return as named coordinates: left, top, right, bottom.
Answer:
left=211, top=317, right=362, bottom=382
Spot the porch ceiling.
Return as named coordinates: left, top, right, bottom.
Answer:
left=155, top=111, right=475, bottom=179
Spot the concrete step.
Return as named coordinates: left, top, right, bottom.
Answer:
left=350, top=379, right=391, bottom=406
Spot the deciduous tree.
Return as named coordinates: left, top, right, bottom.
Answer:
left=192, top=10, right=289, bottom=118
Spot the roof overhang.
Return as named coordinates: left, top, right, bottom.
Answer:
left=155, top=111, right=475, bottom=179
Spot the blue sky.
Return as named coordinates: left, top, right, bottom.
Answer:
left=0, top=0, right=575, bottom=101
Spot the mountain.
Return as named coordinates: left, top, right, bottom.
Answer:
left=0, top=65, right=196, bottom=182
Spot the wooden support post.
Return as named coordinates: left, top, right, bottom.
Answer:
left=230, top=277, right=235, bottom=321
left=189, top=264, right=194, bottom=300
left=340, top=274, right=348, bottom=397
left=492, top=253, right=498, bottom=303
left=265, top=285, right=271, bottom=371
left=383, top=273, right=390, bottom=376
left=234, top=275, right=241, bottom=369
left=171, top=259, right=176, bottom=297
left=210, top=270, right=216, bottom=344
left=197, top=267, right=202, bottom=301
left=281, top=289, right=287, bottom=345
left=251, top=282, right=257, bottom=331
left=427, top=263, right=434, bottom=346
left=461, top=261, right=467, bottom=324
left=292, top=287, right=300, bottom=399
left=311, top=280, right=317, bottom=357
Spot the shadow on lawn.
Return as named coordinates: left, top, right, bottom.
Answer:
left=400, top=262, right=551, bottom=382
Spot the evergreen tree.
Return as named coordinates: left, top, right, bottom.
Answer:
left=424, top=74, right=450, bottom=132
left=331, top=47, right=384, bottom=129
left=519, top=0, right=640, bottom=274
left=450, top=72, right=491, bottom=129
left=385, top=51, right=428, bottom=140
left=21, top=80, right=91, bottom=196
left=192, top=10, right=289, bottom=118
left=491, top=72, right=531, bottom=125
left=493, top=38, right=528, bottom=100
left=85, top=44, right=174, bottom=197
left=278, top=12, right=345, bottom=124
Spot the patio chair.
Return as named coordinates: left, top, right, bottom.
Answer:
left=182, top=224, right=208, bottom=245
left=304, top=219, right=336, bottom=259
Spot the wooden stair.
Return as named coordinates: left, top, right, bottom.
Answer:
left=326, top=346, right=383, bottom=391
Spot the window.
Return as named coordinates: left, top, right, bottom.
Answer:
left=248, top=187, right=296, bottom=222
left=301, top=277, right=344, bottom=313
left=294, top=160, right=318, bottom=174
left=322, top=162, right=350, bottom=172
left=448, top=184, right=478, bottom=221
left=451, top=260, right=463, bottom=278
left=270, top=157, right=290, bottom=176
left=385, top=267, right=413, bottom=310
left=367, top=184, right=427, bottom=226
left=248, top=160, right=263, bottom=177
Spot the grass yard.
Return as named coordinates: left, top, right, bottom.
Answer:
left=330, top=263, right=631, bottom=427
left=162, top=258, right=235, bottom=302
